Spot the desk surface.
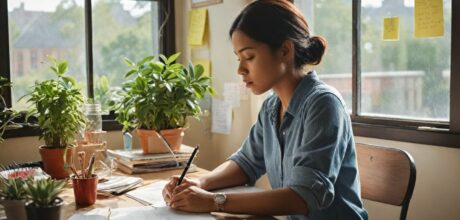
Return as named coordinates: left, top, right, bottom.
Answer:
left=62, top=167, right=210, bottom=219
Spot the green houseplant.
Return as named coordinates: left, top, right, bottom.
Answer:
left=110, top=53, right=214, bottom=153
left=22, top=57, right=86, bottom=179
left=24, top=178, right=66, bottom=220
left=0, top=177, right=28, bottom=220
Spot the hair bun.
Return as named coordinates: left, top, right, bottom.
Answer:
left=303, top=36, right=327, bottom=65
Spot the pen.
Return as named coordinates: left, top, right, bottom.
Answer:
left=177, top=145, right=199, bottom=186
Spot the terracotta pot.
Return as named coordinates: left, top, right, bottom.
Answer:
left=1, top=199, right=27, bottom=220
left=136, top=128, right=185, bottom=154
left=71, top=174, right=98, bottom=207
left=25, top=197, right=63, bottom=220
left=39, top=145, right=75, bottom=179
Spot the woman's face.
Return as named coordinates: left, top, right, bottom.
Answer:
left=231, top=30, right=288, bottom=95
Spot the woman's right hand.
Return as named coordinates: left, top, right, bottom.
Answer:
left=162, top=176, right=202, bottom=205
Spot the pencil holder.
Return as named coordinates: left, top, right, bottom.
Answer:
left=71, top=174, right=98, bottom=207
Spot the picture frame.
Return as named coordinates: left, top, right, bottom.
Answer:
left=191, top=0, right=223, bottom=8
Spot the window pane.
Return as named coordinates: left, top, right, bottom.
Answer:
left=92, top=0, right=159, bottom=114
left=296, top=0, right=353, bottom=112
left=8, top=0, right=87, bottom=110
left=360, top=0, right=451, bottom=121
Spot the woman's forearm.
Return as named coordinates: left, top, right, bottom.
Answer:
left=225, top=188, right=309, bottom=216
left=199, top=160, right=249, bottom=191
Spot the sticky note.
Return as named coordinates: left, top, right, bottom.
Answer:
left=188, top=9, right=208, bottom=46
left=414, top=0, right=444, bottom=38
left=192, top=59, right=211, bottom=77
left=383, top=17, right=400, bottom=41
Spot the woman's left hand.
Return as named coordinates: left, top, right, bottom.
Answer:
left=169, top=185, right=215, bottom=213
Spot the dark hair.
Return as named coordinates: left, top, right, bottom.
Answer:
left=229, top=0, right=327, bottom=68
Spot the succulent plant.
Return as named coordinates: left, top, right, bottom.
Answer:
left=24, top=178, right=66, bottom=207
left=0, top=177, right=27, bottom=200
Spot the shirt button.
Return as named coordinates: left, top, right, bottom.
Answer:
left=282, top=131, right=286, bottom=136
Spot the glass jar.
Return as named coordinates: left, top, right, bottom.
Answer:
left=84, top=103, right=102, bottom=132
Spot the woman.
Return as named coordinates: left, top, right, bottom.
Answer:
left=163, top=0, right=368, bottom=219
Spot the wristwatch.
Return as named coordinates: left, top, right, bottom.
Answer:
left=213, top=193, right=227, bottom=212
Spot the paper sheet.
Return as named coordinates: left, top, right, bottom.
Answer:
left=188, top=9, right=208, bottom=45
left=383, top=17, right=399, bottom=40
left=70, top=206, right=213, bottom=220
left=70, top=184, right=264, bottom=220
left=414, top=0, right=444, bottom=38
left=224, top=82, right=241, bottom=108
left=211, top=98, right=232, bottom=135
left=126, top=180, right=169, bottom=207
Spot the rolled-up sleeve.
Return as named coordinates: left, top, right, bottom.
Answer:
left=286, top=93, right=350, bottom=213
left=228, top=102, right=267, bottom=185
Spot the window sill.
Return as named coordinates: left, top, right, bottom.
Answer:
left=352, top=122, right=460, bottom=148
left=2, top=120, right=123, bottom=140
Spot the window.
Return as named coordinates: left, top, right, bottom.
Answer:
left=295, top=0, right=460, bottom=147
left=8, top=0, right=86, bottom=110
left=296, top=0, right=353, bottom=112
left=360, top=0, right=451, bottom=121
left=0, top=0, right=174, bottom=136
left=92, top=0, right=159, bottom=113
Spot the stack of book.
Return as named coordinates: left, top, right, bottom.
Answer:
left=108, top=145, right=195, bottom=174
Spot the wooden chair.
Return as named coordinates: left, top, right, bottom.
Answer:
left=356, top=143, right=417, bottom=220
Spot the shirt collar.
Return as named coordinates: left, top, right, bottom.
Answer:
left=268, top=71, right=319, bottom=122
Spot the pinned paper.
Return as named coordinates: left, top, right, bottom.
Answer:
left=383, top=17, right=399, bottom=40
left=223, top=83, right=241, bottom=108
left=211, top=98, right=232, bottom=135
left=188, top=9, right=207, bottom=45
left=414, top=0, right=444, bottom=38
left=192, top=59, right=211, bottom=77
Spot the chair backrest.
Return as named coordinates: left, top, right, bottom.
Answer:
left=356, top=143, right=416, bottom=220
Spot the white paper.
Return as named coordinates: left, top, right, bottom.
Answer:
left=126, top=180, right=169, bottom=207
left=70, top=206, right=213, bottom=220
left=223, top=82, right=241, bottom=107
left=211, top=98, right=232, bottom=135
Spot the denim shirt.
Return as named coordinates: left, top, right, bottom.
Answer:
left=228, top=72, right=368, bottom=220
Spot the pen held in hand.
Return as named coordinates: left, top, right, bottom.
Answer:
left=176, top=145, right=199, bottom=186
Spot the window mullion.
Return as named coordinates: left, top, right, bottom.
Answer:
left=0, top=0, right=12, bottom=108
left=352, top=0, right=361, bottom=117
left=450, top=0, right=460, bottom=132
left=84, top=0, right=94, bottom=99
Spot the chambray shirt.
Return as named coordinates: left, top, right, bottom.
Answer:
left=228, top=72, right=368, bottom=220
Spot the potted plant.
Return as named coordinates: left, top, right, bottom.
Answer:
left=70, top=151, right=98, bottom=207
left=24, top=178, right=66, bottom=220
left=110, top=53, right=214, bottom=154
left=22, top=57, right=86, bottom=179
left=0, top=176, right=27, bottom=220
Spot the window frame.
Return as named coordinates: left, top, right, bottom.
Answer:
left=351, top=0, right=460, bottom=148
left=0, top=0, right=176, bottom=138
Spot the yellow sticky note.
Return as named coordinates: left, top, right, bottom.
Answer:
left=192, top=59, right=211, bottom=77
left=383, top=17, right=399, bottom=40
left=414, top=0, right=444, bottom=38
left=188, top=9, right=208, bottom=46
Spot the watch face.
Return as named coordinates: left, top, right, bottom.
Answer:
left=215, top=193, right=226, bottom=204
